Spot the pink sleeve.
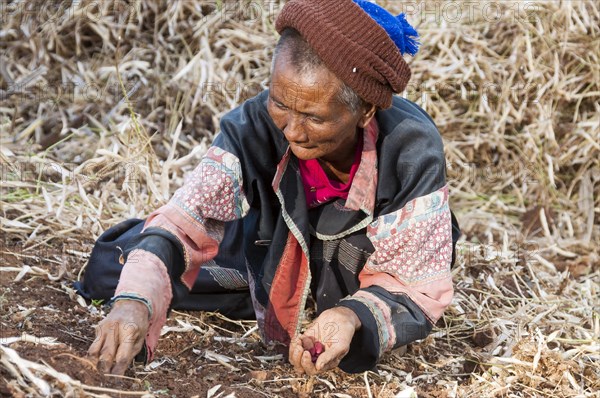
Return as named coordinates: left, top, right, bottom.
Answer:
left=113, top=146, right=250, bottom=361
left=114, top=249, right=172, bottom=361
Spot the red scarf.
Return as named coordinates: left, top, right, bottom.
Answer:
left=298, top=132, right=364, bottom=208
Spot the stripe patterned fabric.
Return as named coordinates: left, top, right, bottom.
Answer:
left=203, top=262, right=249, bottom=290
left=311, top=238, right=372, bottom=274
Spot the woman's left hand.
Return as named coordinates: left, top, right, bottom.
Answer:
left=289, top=306, right=361, bottom=375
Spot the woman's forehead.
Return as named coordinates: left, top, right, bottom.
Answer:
left=270, top=56, right=341, bottom=106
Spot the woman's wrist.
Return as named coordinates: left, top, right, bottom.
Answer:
left=330, top=306, right=362, bottom=331
left=111, top=293, right=152, bottom=320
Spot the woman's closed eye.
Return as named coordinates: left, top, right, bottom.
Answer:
left=270, top=97, right=288, bottom=110
left=308, top=115, right=324, bottom=124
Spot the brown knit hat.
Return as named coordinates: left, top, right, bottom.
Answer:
left=275, top=0, right=412, bottom=109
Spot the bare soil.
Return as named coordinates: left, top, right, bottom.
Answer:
left=0, top=251, right=273, bottom=397
left=0, top=248, right=468, bottom=397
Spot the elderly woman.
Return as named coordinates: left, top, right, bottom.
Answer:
left=82, top=0, right=459, bottom=376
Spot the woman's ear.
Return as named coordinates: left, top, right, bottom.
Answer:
left=358, top=103, right=377, bottom=128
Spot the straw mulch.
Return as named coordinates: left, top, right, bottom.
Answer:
left=1, top=1, right=598, bottom=397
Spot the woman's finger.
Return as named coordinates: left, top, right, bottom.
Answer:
left=97, top=323, right=119, bottom=374
left=289, top=338, right=306, bottom=374
left=87, top=324, right=106, bottom=363
left=299, top=335, right=315, bottom=351
left=300, top=349, right=318, bottom=375
left=111, top=331, right=144, bottom=375
left=315, top=352, right=342, bottom=372
left=316, top=340, right=347, bottom=369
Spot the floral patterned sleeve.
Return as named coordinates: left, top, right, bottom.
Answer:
left=337, top=115, right=458, bottom=373
left=114, top=145, right=251, bottom=361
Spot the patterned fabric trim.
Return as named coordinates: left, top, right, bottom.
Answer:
left=366, top=185, right=452, bottom=285
left=340, top=294, right=388, bottom=355
left=273, top=148, right=310, bottom=258
left=272, top=150, right=313, bottom=339
left=143, top=147, right=251, bottom=289
left=272, top=147, right=291, bottom=193
left=312, top=213, right=373, bottom=241
left=352, top=290, right=397, bottom=352
left=203, top=261, right=249, bottom=290
left=345, top=118, right=379, bottom=215
left=296, top=263, right=313, bottom=337
left=172, top=146, right=250, bottom=223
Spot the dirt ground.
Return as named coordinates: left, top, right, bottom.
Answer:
left=0, top=248, right=468, bottom=397
left=0, top=249, right=282, bottom=397
left=1, top=245, right=597, bottom=397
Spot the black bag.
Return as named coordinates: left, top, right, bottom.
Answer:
left=74, top=219, right=145, bottom=302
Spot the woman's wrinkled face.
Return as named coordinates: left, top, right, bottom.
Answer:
left=267, top=54, right=370, bottom=164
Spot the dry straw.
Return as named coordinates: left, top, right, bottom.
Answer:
left=1, top=0, right=598, bottom=397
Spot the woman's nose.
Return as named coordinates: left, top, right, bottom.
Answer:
left=283, top=114, right=308, bottom=143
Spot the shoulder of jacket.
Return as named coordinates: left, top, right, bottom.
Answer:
left=377, top=96, right=437, bottom=131
left=375, top=96, right=444, bottom=152
left=378, top=96, right=440, bottom=135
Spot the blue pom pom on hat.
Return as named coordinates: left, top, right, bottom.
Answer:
left=352, top=0, right=420, bottom=56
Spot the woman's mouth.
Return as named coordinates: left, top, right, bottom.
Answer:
left=290, top=142, right=316, bottom=149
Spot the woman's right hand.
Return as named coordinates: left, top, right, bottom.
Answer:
left=87, top=300, right=149, bottom=375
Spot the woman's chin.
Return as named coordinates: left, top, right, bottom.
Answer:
left=289, top=144, right=320, bottom=160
